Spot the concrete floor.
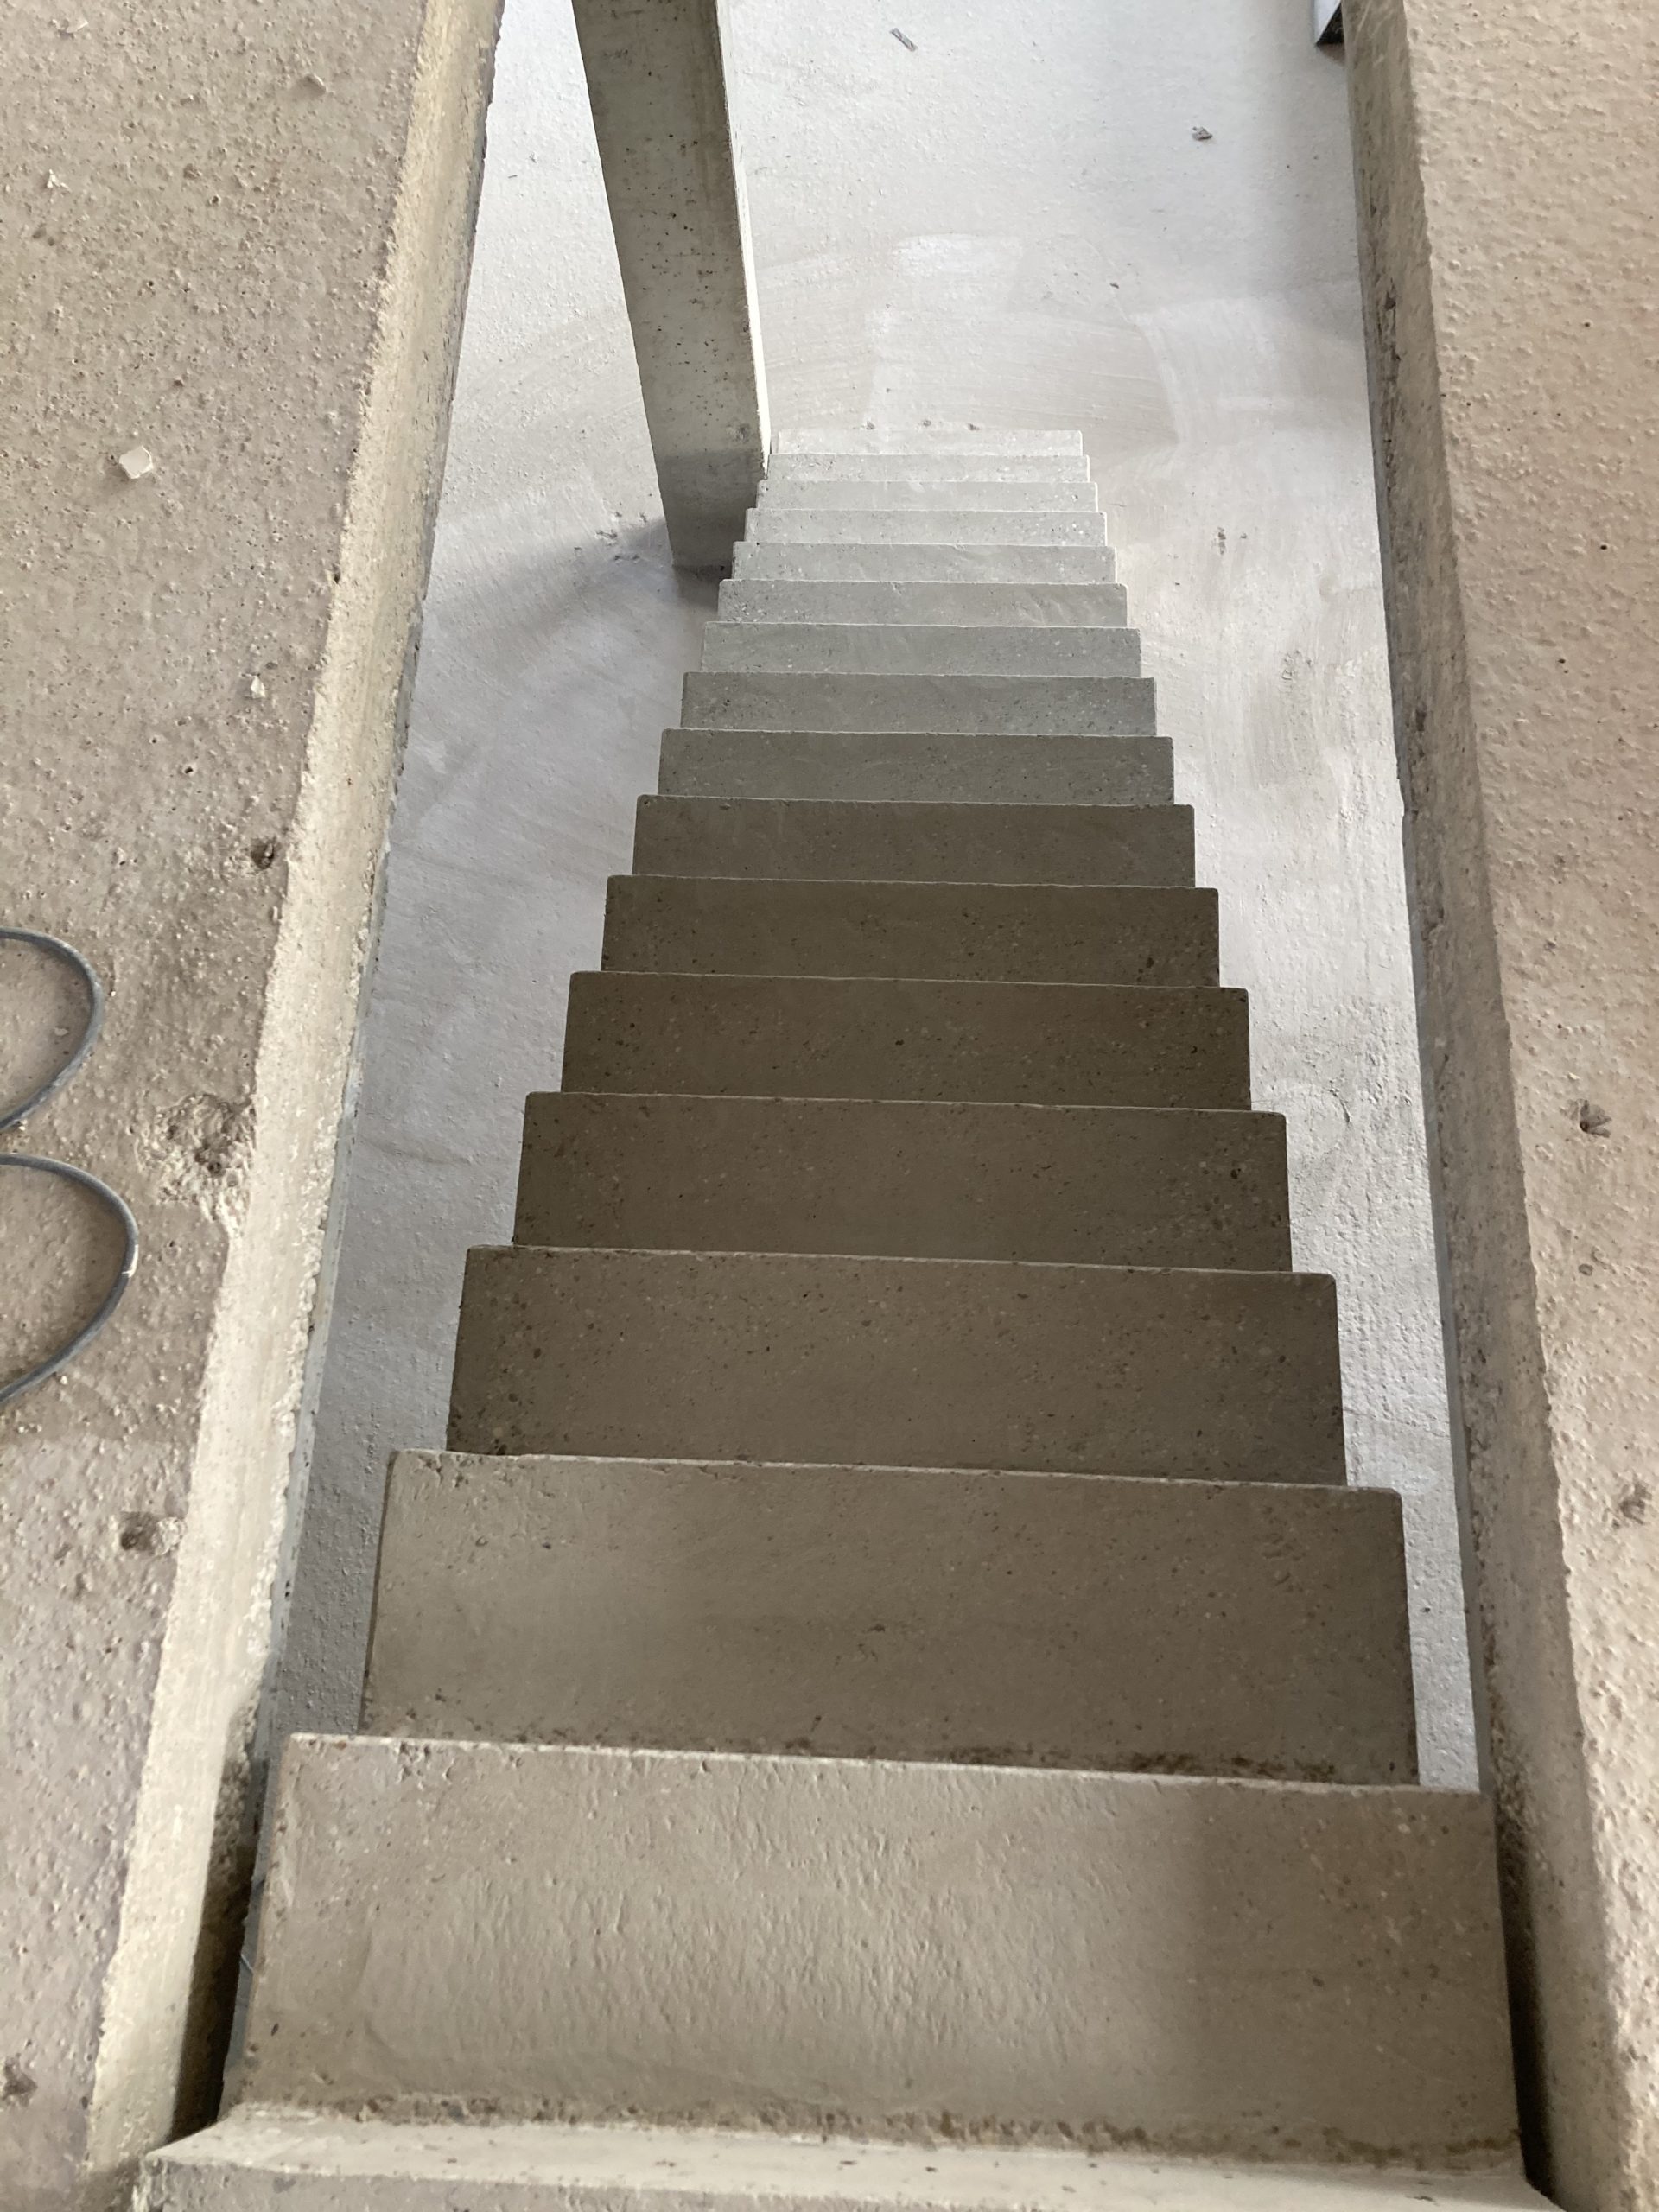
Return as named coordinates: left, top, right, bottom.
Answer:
left=274, top=0, right=1478, bottom=1783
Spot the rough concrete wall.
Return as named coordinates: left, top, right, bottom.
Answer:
left=0, top=2, right=499, bottom=2205
left=278, top=0, right=1476, bottom=1797
left=1345, top=3, right=1659, bottom=2204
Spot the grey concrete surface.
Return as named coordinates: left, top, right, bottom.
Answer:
left=771, top=452, right=1091, bottom=480
left=569, top=0, right=766, bottom=567
left=679, top=671, right=1156, bottom=733
left=746, top=509, right=1110, bottom=545
left=733, top=541, right=1120, bottom=582
left=560, top=972, right=1249, bottom=1108
left=138, top=2112, right=1554, bottom=2212
left=232, top=1739, right=1513, bottom=2164
left=715, top=579, right=1130, bottom=624
left=448, top=1247, right=1342, bottom=1479
left=513, top=1095, right=1291, bottom=1268
left=774, top=430, right=1083, bottom=455
left=700, top=620, right=1141, bottom=675
left=365, top=1454, right=1414, bottom=1779
left=658, top=730, right=1173, bottom=804
left=598, top=879, right=1218, bottom=985
left=632, top=798, right=1193, bottom=882
left=756, top=479, right=1101, bottom=511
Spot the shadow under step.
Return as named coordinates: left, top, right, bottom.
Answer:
left=514, top=1095, right=1289, bottom=1268
left=448, top=1247, right=1342, bottom=1480
left=365, top=1453, right=1414, bottom=1783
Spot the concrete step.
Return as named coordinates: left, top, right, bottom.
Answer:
left=230, top=1739, right=1512, bottom=2164
left=514, top=1094, right=1289, bottom=1268
left=365, top=1454, right=1414, bottom=1783
left=769, top=451, right=1091, bottom=481
left=560, top=972, right=1249, bottom=1109
left=700, top=621, right=1141, bottom=678
left=733, top=541, right=1117, bottom=583
left=632, top=797, right=1195, bottom=885
left=141, top=2112, right=1549, bottom=2212
left=658, top=729, right=1173, bottom=804
left=679, top=671, right=1156, bottom=735
left=776, top=426, right=1085, bottom=454
left=757, top=479, right=1101, bottom=512
left=448, top=1249, right=1338, bottom=1479
left=600, top=879, right=1218, bottom=987
left=716, top=578, right=1129, bottom=625
left=747, top=509, right=1109, bottom=546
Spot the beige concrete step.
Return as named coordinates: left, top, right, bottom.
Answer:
left=560, top=972, right=1249, bottom=1109
left=658, top=729, right=1173, bottom=804
left=140, top=2112, right=1549, bottom=2212
left=775, top=427, right=1085, bottom=454
left=716, top=577, right=1129, bottom=624
left=747, top=510, right=1109, bottom=546
left=599, top=879, right=1217, bottom=987
left=770, top=450, right=1091, bottom=480
left=515, top=1094, right=1287, bottom=1268
left=680, top=671, right=1156, bottom=735
left=365, top=1454, right=1414, bottom=1783
left=230, top=1739, right=1514, bottom=2166
left=632, top=797, right=1194, bottom=884
left=700, top=620, right=1141, bottom=677
left=733, top=540, right=1118, bottom=583
left=448, top=1248, right=1338, bottom=1479
left=756, top=479, right=1101, bottom=512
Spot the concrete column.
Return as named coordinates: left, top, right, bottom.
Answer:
left=1345, top=3, right=1659, bottom=2203
left=0, top=1, right=499, bottom=2205
left=571, top=0, right=769, bottom=571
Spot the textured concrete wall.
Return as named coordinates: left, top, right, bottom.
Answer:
left=0, top=2, right=499, bottom=2205
left=276, top=0, right=1479, bottom=1798
left=1346, top=3, right=1659, bottom=2204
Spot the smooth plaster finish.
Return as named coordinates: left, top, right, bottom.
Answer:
left=0, top=1, right=499, bottom=2203
left=1346, top=1, right=1659, bottom=2196
left=276, top=0, right=1475, bottom=1851
left=631, top=797, right=1193, bottom=882
left=138, top=2111, right=1555, bottom=2212
left=513, top=1095, right=1292, bottom=1268
left=598, top=878, right=1218, bottom=984
left=560, top=972, right=1250, bottom=1108
left=365, top=1452, right=1414, bottom=1780
left=658, top=729, right=1174, bottom=804
left=448, top=1247, right=1344, bottom=1480
left=569, top=0, right=767, bottom=567
left=234, top=1738, right=1516, bottom=2166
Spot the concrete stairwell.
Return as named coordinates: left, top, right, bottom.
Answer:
left=141, top=433, right=1552, bottom=2211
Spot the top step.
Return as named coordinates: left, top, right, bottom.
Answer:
left=770, top=454, right=1090, bottom=484
left=775, top=428, right=1084, bottom=456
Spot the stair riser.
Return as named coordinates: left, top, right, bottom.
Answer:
left=775, top=429, right=1084, bottom=455
left=756, top=480, right=1100, bottom=512
left=632, top=798, right=1194, bottom=886
left=238, top=1740, right=1516, bottom=2165
left=561, top=972, right=1250, bottom=1110
left=599, top=880, right=1218, bottom=988
left=515, top=1095, right=1289, bottom=1268
left=448, top=1248, right=1341, bottom=1482
left=733, top=543, right=1117, bottom=583
left=769, top=453, right=1091, bottom=481
left=716, top=579, right=1129, bottom=625
left=366, top=1455, right=1415, bottom=1783
left=700, top=623, right=1141, bottom=678
left=681, top=672, right=1155, bottom=736
left=658, top=731, right=1173, bottom=804
left=747, top=511, right=1109, bottom=545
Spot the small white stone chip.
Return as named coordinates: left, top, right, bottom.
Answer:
left=116, top=445, right=156, bottom=481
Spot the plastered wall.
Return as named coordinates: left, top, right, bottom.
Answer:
left=277, top=0, right=1478, bottom=1786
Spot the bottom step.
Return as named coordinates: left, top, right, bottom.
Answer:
left=143, top=2113, right=1550, bottom=2212
left=235, top=1740, right=1516, bottom=2167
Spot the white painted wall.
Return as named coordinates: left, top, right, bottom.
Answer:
left=275, top=0, right=1478, bottom=1782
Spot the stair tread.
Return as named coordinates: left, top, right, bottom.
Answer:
left=715, top=579, right=1129, bottom=624
left=658, top=730, right=1173, bottom=804
left=747, top=510, right=1111, bottom=546
left=733, top=542, right=1119, bottom=582
left=700, top=621, right=1141, bottom=677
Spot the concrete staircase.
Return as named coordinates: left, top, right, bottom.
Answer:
left=141, top=432, right=1547, bottom=2211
